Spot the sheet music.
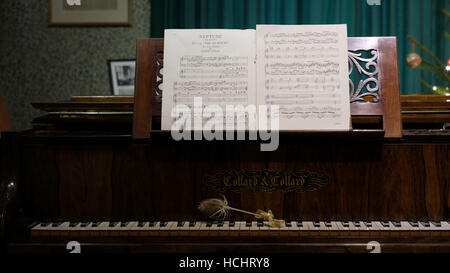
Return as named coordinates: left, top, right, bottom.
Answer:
left=256, top=25, right=351, bottom=131
left=162, top=29, right=256, bottom=130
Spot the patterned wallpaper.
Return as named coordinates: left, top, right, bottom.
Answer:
left=0, top=0, right=151, bottom=130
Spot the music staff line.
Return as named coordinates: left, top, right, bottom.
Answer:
left=174, top=87, right=248, bottom=92
left=173, top=98, right=249, bottom=104
left=279, top=106, right=342, bottom=112
left=180, top=56, right=248, bottom=62
left=266, top=69, right=340, bottom=76
left=265, top=99, right=342, bottom=105
left=264, top=31, right=339, bottom=39
left=265, top=54, right=339, bottom=59
left=174, top=80, right=248, bottom=87
left=180, top=68, right=248, bottom=74
left=180, top=62, right=248, bottom=68
left=265, top=84, right=341, bottom=92
left=282, top=112, right=342, bottom=120
left=264, top=38, right=339, bottom=45
left=265, top=76, right=338, bottom=84
left=265, top=94, right=341, bottom=99
left=265, top=46, right=339, bottom=53
left=179, top=74, right=249, bottom=79
left=265, top=62, right=339, bottom=69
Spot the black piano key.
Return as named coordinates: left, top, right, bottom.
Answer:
left=229, top=221, right=235, bottom=227
left=149, top=221, right=156, bottom=227
left=120, top=222, right=129, bottom=228
left=313, top=221, right=320, bottom=228
left=285, top=221, right=292, bottom=228
left=257, top=221, right=264, bottom=227
left=381, top=221, right=390, bottom=228
left=391, top=221, right=401, bottom=228
left=420, top=221, right=431, bottom=228
left=40, top=221, right=51, bottom=227
left=177, top=221, right=184, bottom=227
left=431, top=221, right=442, bottom=227
left=108, top=222, right=118, bottom=227
left=138, top=221, right=145, bottom=227
left=409, top=221, right=419, bottom=228
left=343, top=222, right=350, bottom=228
left=246, top=221, right=252, bottom=227
left=364, top=221, right=373, bottom=228
left=159, top=222, right=167, bottom=227
left=70, top=222, right=80, bottom=228
left=51, top=221, right=63, bottom=227
left=206, top=222, right=213, bottom=228
left=296, top=221, right=303, bottom=227
left=325, top=221, right=332, bottom=228
left=80, top=222, right=90, bottom=228
left=189, top=221, right=196, bottom=227
left=353, top=221, right=361, bottom=227
left=217, top=221, right=224, bottom=227
left=91, top=222, right=101, bottom=228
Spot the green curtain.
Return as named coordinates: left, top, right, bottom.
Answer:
left=151, top=0, right=450, bottom=94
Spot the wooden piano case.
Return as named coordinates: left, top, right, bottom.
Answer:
left=0, top=37, right=449, bottom=253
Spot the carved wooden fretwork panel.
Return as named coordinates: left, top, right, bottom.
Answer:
left=154, top=51, right=164, bottom=103
left=348, top=49, right=379, bottom=103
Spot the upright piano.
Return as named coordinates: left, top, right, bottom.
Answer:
left=0, top=37, right=449, bottom=253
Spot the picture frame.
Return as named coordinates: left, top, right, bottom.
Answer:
left=49, top=0, right=132, bottom=26
left=108, top=60, right=136, bottom=96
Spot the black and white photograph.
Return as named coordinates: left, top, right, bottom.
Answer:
left=48, top=0, right=133, bottom=26
left=108, top=60, right=136, bottom=95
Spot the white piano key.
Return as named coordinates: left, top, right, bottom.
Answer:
left=419, top=221, right=431, bottom=229
left=298, top=221, right=310, bottom=232
left=250, top=221, right=259, bottom=232
left=228, top=221, right=240, bottom=235
left=398, top=221, right=413, bottom=231
left=304, top=221, right=319, bottom=235
left=318, top=221, right=329, bottom=236
left=178, top=221, right=191, bottom=231
left=336, top=222, right=346, bottom=232
left=348, top=222, right=360, bottom=232
left=188, top=221, right=202, bottom=236
left=198, top=222, right=210, bottom=233
left=258, top=221, right=270, bottom=236
left=286, top=221, right=298, bottom=232
left=240, top=221, right=251, bottom=236
left=329, top=221, right=340, bottom=234
left=358, top=222, right=371, bottom=234
left=216, top=221, right=229, bottom=234
left=440, top=221, right=450, bottom=230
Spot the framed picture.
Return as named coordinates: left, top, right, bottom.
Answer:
left=49, top=0, right=132, bottom=26
left=108, top=60, right=136, bottom=95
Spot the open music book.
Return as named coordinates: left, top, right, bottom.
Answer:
left=162, top=25, right=351, bottom=132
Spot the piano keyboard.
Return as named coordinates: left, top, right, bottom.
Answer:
left=31, top=220, right=450, bottom=238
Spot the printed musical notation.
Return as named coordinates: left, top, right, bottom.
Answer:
left=162, top=26, right=350, bottom=131
left=265, top=61, right=340, bottom=76
left=162, top=29, right=256, bottom=130
left=174, top=54, right=250, bottom=104
left=264, top=31, right=339, bottom=38
left=256, top=24, right=350, bottom=128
